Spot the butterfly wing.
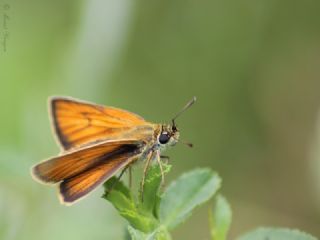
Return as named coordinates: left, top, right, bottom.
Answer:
left=32, top=140, right=144, bottom=184
left=59, top=147, right=137, bottom=205
left=32, top=140, right=145, bottom=205
left=50, top=97, right=150, bottom=150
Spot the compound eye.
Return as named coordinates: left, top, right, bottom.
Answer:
left=159, top=132, right=170, bottom=144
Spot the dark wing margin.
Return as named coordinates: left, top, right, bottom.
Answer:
left=50, top=98, right=71, bottom=149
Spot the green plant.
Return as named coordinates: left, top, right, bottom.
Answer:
left=210, top=196, right=318, bottom=240
left=103, top=164, right=318, bottom=240
left=103, top=163, right=220, bottom=239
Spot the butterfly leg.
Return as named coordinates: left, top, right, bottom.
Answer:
left=140, top=151, right=153, bottom=201
left=104, top=165, right=129, bottom=198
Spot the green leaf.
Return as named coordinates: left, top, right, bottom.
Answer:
left=128, top=225, right=147, bottom=240
left=119, top=208, right=158, bottom=233
left=102, top=177, right=135, bottom=212
left=104, top=189, right=136, bottom=214
left=159, top=168, right=221, bottom=230
left=103, top=177, right=158, bottom=233
left=237, top=228, right=318, bottom=240
left=103, top=177, right=132, bottom=200
left=209, top=195, right=232, bottom=240
left=148, top=226, right=172, bottom=240
left=139, top=163, right=171, bottom=213
left=128, top=225, right=172, bottom=240
left=153, top=194, right=161, bottom=219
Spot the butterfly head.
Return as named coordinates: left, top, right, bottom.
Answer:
left=157, top=96, right=196, bottom=149
left=158, top=124, right=180, bottom=147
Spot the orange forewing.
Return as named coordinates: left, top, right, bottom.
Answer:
left=50, top=97, right=147, bottom=150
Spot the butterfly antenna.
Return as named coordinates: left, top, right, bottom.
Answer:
left=182, top=140, right=193, bottom=148
left=172, top=96, right=197, bottom=127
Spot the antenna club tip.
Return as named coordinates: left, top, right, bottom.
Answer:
left=183, top=142, right=193, bottom=148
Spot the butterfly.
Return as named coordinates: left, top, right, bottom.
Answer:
left=31, top=96, right=196, bottom=205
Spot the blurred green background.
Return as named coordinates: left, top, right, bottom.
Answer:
left=1, top=0, right=320, bottom=239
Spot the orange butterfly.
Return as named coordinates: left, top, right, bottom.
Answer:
left=31, top=96, right=196, bottom=205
